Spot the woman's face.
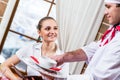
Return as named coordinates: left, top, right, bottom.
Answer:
left=105, top=3, right=120, bottom=25
left=39, top=19, right=58, bottom=42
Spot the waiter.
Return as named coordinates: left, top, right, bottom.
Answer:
left=51, top=0, right=120, bottom=80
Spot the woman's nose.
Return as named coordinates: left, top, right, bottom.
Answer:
left=50, top=29, right=55, bottom=34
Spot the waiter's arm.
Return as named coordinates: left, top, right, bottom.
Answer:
left=52, top=49, right=88, bottom=66
left=63, top=49, right=87, bottom=62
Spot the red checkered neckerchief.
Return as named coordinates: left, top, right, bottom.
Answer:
left=100, top=24, right=120, bottom=47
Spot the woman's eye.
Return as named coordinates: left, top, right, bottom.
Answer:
left=54, top=27, right=58, bottom=30
left=45, top=27, right=51, bottom=30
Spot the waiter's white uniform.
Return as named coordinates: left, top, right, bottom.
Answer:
left=67, top=27, right=120, bottom=80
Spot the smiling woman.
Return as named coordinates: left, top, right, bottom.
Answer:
left=0, top=0, right=58, bottom=79
left=0, top=0, right=56, bottom=61
left=0, top=16, right=69, bottom=80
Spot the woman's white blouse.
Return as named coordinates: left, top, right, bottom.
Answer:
left=16, top=43, right=69, bottom=78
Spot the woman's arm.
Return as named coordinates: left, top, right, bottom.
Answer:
left=0, top=55, right=22, bottom=80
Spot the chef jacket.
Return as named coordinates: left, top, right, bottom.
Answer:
left=67, top=26, right=120, bottom=80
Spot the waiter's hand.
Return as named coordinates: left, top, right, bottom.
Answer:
left=50, top=54, right=65, bottom=66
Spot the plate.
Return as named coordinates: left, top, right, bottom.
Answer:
left=30, top=56, right=61, bottom=72
left=22, top=57, right=67, bottom=78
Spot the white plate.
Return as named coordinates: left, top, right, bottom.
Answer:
left=22, top=57, right=67, bottom=78
left=30, top=56, right=61, bottom=72
left=30, top=56, right=57, bottom=72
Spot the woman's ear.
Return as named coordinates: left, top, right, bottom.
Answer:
left=37, top=30, right=41, bottom=36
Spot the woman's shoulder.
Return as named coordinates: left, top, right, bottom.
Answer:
left=16, top=42, right=41, bottom=54
left=21, top=42, right=42, bottom=49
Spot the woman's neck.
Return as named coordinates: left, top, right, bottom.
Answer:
left=41, top=42, right=57, bottom=56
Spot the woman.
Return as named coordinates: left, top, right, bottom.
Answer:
left=0, top=17, right=69, bottom=80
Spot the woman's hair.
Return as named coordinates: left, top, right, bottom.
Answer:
left=37, top=16, right=56, bottom=30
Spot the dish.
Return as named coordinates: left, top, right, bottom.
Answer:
left=30, top=56, right=61, bottom=72
left=22, top=57, right=67, bottom=78
left=30, top=56, right=56, bottom=69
